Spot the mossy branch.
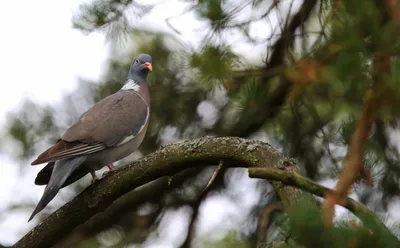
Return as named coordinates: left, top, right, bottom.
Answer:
left=12, top=137, right=397, bottom=248
left=248, top=168, right=394, bottom=235
left=11, top=137, right=302, bottom=248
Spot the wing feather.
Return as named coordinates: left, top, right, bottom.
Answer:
left=31, top=90, right=149, bottom=165
left=34, top=161, right=91, bottom=188
left=31, top=141, right=106, bottom=165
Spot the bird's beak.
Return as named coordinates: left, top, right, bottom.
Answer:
left=144, top=62, right=152, bottom=71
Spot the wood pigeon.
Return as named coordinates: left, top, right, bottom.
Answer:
left=28, top=54, right=153, bottom=221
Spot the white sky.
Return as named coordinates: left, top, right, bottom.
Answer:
left=0, top=0, right=398, bottom=246
left=0, top=0, right=107, bottom=244
left=0, top=0, right=107, bottom=122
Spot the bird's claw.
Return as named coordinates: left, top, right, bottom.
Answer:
left=102, top=164, right=116, bottom=177
left=102, top=170, right=112, bottom=177
left=90, top=171, right=99, bottom=184
left=91, top=177, right=99, bottom=184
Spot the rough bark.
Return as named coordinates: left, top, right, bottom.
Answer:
left=12, top=137, right=397, bottom=248
left=13, top=137, right=308, bottom=248
left=57, top=167, right=203, bottom=247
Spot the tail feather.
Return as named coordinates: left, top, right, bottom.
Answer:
left=28, top=156, right=86, bottom=222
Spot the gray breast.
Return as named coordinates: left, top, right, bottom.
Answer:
left=84, top=122, right=149, bottom=170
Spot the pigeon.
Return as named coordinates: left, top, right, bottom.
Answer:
left=28, top=54, right=153, bottom=221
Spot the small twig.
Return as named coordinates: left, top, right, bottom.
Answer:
left=322, top=91, right=376, bottom=226
left=165, top=17, right=182, bottom=36
left=321, top=1, right=395, bottom=225
left=202, top=161, right=224, bottom=193
left=181, top=162, right=226, bottom=248
left=322, top=50, right=390, bottom=226
left=264, top=185, right=283, bottom=198
left=256, top=201, right=283, bottom=247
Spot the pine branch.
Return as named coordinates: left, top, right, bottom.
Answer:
left=213, top=0, right=319, bottom=137
left=248, top=167, right=394, bottom=238
left=322, top=87, right=378, bottom=225
left=323, top=36, right=392, bottom=226
left=13, top=137, right=398, bottom=248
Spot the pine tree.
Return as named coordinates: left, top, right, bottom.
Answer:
left=4, top=0, right=400, bottom=247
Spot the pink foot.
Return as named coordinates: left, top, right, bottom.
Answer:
left=102, top=164, right=116, bottom=177
left=90, top=171, right=99, bottom=184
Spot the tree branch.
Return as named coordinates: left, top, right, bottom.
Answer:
left=213, top=0, right=318, bottom=137
left=248, top=167, right=397, bottom=240
left=384, top=0, right=400, bottom=19
left=322, top=88, right=378, bottom=225
left=256, top=201, right=283, bottom=247
left=323, top=48, right=391, bottom=227
left=57, top=168, right=204, bottom=247
left=321, top=0, right=397, bottom=227
left=181, top=161, right=225, bottom=248
left=13, top=137, right=312, bottom=248
left=13, top=137, right=398, bottom=247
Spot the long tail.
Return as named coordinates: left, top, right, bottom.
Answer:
left=28, top=156, right=86, bottom=222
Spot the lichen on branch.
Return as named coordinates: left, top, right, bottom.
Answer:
left=13, top=137, right=297, bottom=248
left=12, top=137, right=397, bottom=248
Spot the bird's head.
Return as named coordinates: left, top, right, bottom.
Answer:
left=128, top=54, right=153, bottom=82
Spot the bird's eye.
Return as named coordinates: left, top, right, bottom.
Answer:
left=135, top=59, right=139, bottom=64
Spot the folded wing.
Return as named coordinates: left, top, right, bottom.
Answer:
left=31, top=90, right=149, bottom=165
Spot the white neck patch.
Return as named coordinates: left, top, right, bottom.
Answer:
left=121, top=79, right=140, bottom=92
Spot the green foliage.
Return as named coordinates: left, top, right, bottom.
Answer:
left=190, top=44, right=241, bottom=89
left=200, top=231, right=252, bottom=248
left=6, top=102, right=58, bottom=159
left=196, top=0, right=227, bottom=23
left=8, top=114, right=35, bottom=159
left=4, top=0, right=400, bottom=247
left=73, top=0, right=151, bottom=33
left=288, top=200, right=400, bottom=248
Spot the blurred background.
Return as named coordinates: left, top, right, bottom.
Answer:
left=1, top=0, right=400, bottom=247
